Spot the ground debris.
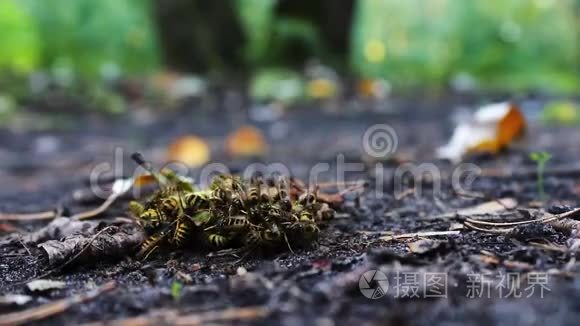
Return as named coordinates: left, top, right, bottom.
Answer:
left=430, top=197, right=517, bottom=220
left=38, top=224, right=144, bottom=267
left=26, top=279, right=66, bottom=292
left=380, top=231, right=460, bottom=241
left=0, top=281, right=115, bottom=326
left=407, top=239, right=445, bottom=254
left=92, top=306, right=270, bottom=326
left=507, top=222, right=558, bottom=243
left=0, top=294, right=33, bottom=307
left=2, top=217, right=105, bottom=246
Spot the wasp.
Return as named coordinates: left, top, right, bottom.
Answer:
left=136, top=225, right=173, bottom=260
left=220, top=215, right=252, bottom=230
left=207, top=233, right=229, bottom=247
left=129, top=153, right=340, bottom=259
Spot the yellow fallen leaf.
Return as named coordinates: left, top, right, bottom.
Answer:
left=306, top=78, right=337, bottom=99
left=167, top=135, right=211, bottom=167
left=225, top=126, right=267, bottom=158
left=133, top=174, right=157, bottom=188
left=438, top=102, right=526, bottom=162
left=356, top=79, right=390, bottom=99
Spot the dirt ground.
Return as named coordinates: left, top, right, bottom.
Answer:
left=1, top=95, right=580, bottom=325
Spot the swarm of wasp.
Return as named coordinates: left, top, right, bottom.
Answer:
left=128, top=153, right=335, bottom=260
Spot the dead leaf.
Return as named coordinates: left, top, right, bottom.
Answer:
left=167, top=135, right=211, bottom=167
left=356, top=79, right=390, bottom=99
left=133, top=174, right=157, bottom=188
left=449, top=223, right=464, bottom=231
left=0, top=282, right=115, bottom=326
left=0, top=217, right=104, bottom=246
left=306, top=78, right=337, bottom=99
left=225, top=126, right=267, bottom=158
left=0, top=294, right=33, bottom=306
left=456, top=198, right=517, bottom=216
left=38, top=225, right=144, bottom=267
left=407, top=239, right=443, bottom=254
left=26, top=280, right=66, bottom=292
left=437, top=102, right=525, bottom=162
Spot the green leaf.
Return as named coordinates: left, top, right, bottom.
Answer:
left=171, top=281, right=182, bottom=301
left=0, top=0, right=40, bottom=72
left=250, top=68, right=304, bottom=103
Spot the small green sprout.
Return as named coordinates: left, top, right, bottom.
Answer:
left=171, top=280, right=182, bottom=301
left=529, top=151, right=552, bottom=200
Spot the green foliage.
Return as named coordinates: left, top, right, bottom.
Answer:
left=351, top=0, right=455, bottom=86
left=38, top=0, right=157, bottom=77
left=0, top=94, right=17, bottom=124
left=351, top=0, right=580, bottom=92
left=236, top=0, right=277, bottom=64
left=10, top=0, right=160, bottom=78
left=529, top=151, right=552, bottom=200
left=250, top=68, right=304, bottom=103
left=1, top=0, right=579, bottom=96
left=541, top=101, right=579, bottom=125
left=0, top=0, right=40, bottom=72
left=236, top=0, right=326, bottom=66
left=171, top=281, right=182, bottom=301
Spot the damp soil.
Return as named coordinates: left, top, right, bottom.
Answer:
left=1, top=96, right=580, bottom=325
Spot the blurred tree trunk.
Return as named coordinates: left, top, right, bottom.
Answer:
left=152, top=0, right=354, bottom=73
left=152, top=0, right=245, bottom=74
left=275, top=0, right=354, bottom=68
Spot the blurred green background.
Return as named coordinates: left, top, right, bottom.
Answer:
left=0, top=0, right=578, bottom=108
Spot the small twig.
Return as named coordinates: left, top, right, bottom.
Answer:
left=0, top=210, right=56, bottom=221
left=99, top=306, right=270, bottom=326
left=463, top=221, right=510, bottom=234
left=71, top=193, right=120, bottom=220
left=464, top=214, right=552, bottom=227
left=380, top=230, right=461, bottom=241
left=0, top=281, right=115, bottom=326
left=464, top=207, right=580, bottom=233
left=17, top=237, right=32, bottom=256
left=175, top=306, right=270, bottom=325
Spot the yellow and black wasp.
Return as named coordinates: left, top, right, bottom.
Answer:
left=129, top=153, right=338, bottom=259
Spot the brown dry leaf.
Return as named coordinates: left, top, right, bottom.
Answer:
left=437, top=102, right=526, bottom=162
left=225, top=126, right=268, bottom=158
left=38, top=225, right=144, bottom=267
left=407, top=239, right=443, bottom=254
left=357, top=79, right=376, bottom=98
left=456, top=198, right=517, bottom=216
left=356, top=79, right=389, bottom=99
left=306, top=78, right=337, bottom=99
left=167, top=135, right=211, bottom=167
left=133, top=174, right=157, bottom=188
